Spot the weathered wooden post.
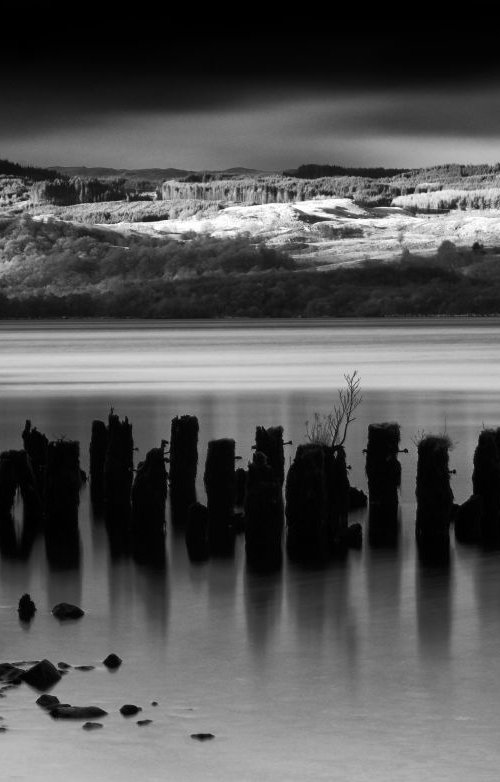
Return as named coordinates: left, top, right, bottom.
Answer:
left=0, top=450, right=41, bottom=559
left=286, top=444, right=328, bottom=563
left=104, top=412, right=133, bottom=523
left=327, top=444, right=353, bottom=553
left=0, top=451, right=20, bottom=520
left=132, top=446, right=168, bottom=530
left=235, top=467, right=247, bottom=507
left=132, top=447, right=168, bottom=567
left=472, top=428, right=500, bottom=545
left=44, top=440, right=81, bottom=566
left=204, top=438, right=236, bottom=555
left=416, top=435, right=454, bottom=562
left=244, top=451, right=283, bottom=571
left=22, top=420, right=48, bottom=497
left=255, top=426, right=285, bottom=486
left=366, top=423, right=402, bottom=545
left=169, top=415, right=199, bottom=524
left=89, top=419, right=108, bottom=508
left=185, top=502, right=209, bottom=562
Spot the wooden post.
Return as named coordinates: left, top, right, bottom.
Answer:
left=472, top=428, right=500, bottom=545
left=244, top=451, right=283, bottom=571
left=204, top=438, right=236, bottom=555
left=104, top=412, right=133, bottom=525
left=44, top=440, right=81, bottom=566
left=416, top=435, right=454, bottom=562
left=89, top=420, right=108, bottom=509
left=169, top=415, right=199, bottom=524
left=185, top=502, right=209, bottom=562
left=286, top=444, right=328, bottom=563
left=255, top=426, right=285, bottom=486
left=366, top=423, right=402, bottom=545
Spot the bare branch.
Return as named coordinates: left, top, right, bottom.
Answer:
left=305, top=370, right=362, bottom=448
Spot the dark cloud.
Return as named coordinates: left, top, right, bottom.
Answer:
left=2, top=2, right=500, bottom=168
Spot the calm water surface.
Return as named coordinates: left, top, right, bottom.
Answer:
left=1, top=319, right=500, bottom=781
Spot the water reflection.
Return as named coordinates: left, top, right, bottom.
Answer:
left=244, top=567, right=283, bottom=662
left=416, top=562, right=453, bottom=661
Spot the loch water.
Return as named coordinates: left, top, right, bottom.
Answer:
left=1, top=319, right=500, bottom=782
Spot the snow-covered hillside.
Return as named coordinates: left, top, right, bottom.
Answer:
left=94, top=197, right=500, bottom=268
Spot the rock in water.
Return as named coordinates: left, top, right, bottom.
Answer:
left=120, top=704, right=142, bottom=716
left=22, top=660, right=61, bottom=691
left=52, top=603, right=84, bottom=620
left=82, top=722, right=103, bottom=730
left=50, top=705, right=108, bottom=720
left=190, top=733, right=215, bottom=741
left=137, top=719, right=152, bottom=726
left=18, top=594, right=36, bottom=622
left=103, top=653, right=122, bottom=669
left=36, top=694, right=60, bottom=709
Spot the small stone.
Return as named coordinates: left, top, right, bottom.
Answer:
left=52, top=603, right=84, bottom=620
left=18, top=593, right=36, bottom=621
left=190, top=733, right=215, bottom=741
left=119, top=704, right=142, bottom=717
left=22, top=659, right=61, bottom=691
left=151, top=701, right=158, bottom=706
left=75, top=665, right=95, bottom=671
left=0, top=725, right=7, bottom=732
left=57, top=662, right=71, bottom=670
left=36, top=694, right=60, bottom=709
left=137, top=719, right=152, bottom=726
left=50, top=705, right=107, bottom=720
left=82, top=722, right=103, bottom=730
left=103, top=654, right=122, bottom=669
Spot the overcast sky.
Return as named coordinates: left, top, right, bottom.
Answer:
left=2, top=3, right=500, bottom=170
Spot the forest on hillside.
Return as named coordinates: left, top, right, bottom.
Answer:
left=1, top=215, right=500, bottom=317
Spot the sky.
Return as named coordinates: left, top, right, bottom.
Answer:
left=2, top=3, right=500, bottom=171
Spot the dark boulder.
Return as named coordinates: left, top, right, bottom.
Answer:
left=22, top=659, right=61, bottom=691
left=50, top=705, right=108, bottom=719
left=36, top=694, right=60, bottom=709
left=18, top=594, right=36, bottom=622
left=103, top=654, right=122, bottom=669
left=120, top=704, right=142, bottom=716
left=52, top=603, right=84, bottom=620
left=190, top=733, right=215, bottom=741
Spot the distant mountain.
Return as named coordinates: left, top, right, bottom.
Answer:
left=49, top=166, right=193, bottom=182
left=49, top=165, right=272, bottom=183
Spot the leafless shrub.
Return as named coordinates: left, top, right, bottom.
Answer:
left=306, top=371, right=362, bottom=448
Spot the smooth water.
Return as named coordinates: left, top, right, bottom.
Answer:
left=1, top=319, right=500, bottom=781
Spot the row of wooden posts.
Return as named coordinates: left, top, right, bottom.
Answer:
left=0, top=414, right=498, bottom=569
